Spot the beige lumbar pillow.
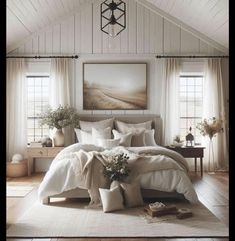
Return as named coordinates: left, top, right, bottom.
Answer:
left=120, top=182, right=144, bottom=208
left=99, top=186, right=124, bottom=213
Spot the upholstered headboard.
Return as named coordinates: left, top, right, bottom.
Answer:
left=77, top=115, right=162, bottom=145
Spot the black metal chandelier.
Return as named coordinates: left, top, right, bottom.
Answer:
left=101, top=0, right=126, bottom=37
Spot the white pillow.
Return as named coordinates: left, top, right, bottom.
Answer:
left=79, top=118, right=114, bottom=132
left=74, top=128, right=93, bottom=144
left=112, top=129, right=132, bottom=147
left=144, top=129, right=157, bottom=146
left=92, top=127, right=111, bottom=145
left=115, top=120, right=152, bottom=133
left=120, top=182, right=144, bottom=208
left=97, top=138, right=120, bottom=149
left=99, top=186, right=124, bottom=213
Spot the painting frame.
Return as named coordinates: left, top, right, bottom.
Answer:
left=83, top=62, right=147, bottom=110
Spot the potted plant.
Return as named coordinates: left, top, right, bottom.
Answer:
left=39, top=105, right=80, bottom=147
left=173, top=135, right=184, bottom=147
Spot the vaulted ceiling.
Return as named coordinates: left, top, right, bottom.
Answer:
left=7, top=0, right=228, bottom=53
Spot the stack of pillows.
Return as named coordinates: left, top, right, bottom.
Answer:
left=74, top=117, right=157, bottom=149
left=74, top=118, right=157, bottom=212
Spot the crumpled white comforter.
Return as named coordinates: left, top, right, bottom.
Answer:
left=38, top=143, right=199, bottom=203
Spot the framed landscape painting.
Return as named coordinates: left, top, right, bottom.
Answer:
left=83, top=63, right=147, bottom=110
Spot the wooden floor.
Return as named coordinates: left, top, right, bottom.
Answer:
left=6, top=171, right=229, bottom=241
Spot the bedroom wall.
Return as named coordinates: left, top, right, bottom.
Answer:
left=8, top=0, right=228, bottom=172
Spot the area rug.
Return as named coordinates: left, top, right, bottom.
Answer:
left=7, top=185, right=35, bottom=197
left=7, top=201, right=228, bottom=238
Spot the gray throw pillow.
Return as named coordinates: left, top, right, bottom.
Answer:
left=120, top=182, right=144, bottom=208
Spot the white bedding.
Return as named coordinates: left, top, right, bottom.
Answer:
left=38, top=143, right=199, bottom=204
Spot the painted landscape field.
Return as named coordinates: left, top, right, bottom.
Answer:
left=83, top=63, right=147, bottom=110
left=83, top=85, right=146, bottom=110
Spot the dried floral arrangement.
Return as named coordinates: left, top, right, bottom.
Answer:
left=196, top=117, right=223, bottom=139
left=39, top=105, right=80, bottom=129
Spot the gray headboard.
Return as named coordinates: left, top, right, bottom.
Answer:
left=78, top=114, right=162, bottom=145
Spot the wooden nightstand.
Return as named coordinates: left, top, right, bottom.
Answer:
left=165, top=146, right=205, bottom=177
left=27, top=147, right=64, bottom=176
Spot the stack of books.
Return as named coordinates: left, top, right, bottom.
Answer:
left=29, top=142, right=42, bottom=147
left=144, top=202, right=193, bottom=219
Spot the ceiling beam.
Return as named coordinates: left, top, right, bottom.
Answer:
left=136, top=0, right=228, bottom=54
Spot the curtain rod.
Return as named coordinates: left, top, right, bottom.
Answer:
left=6, top=55, right=79, bottom=59
left=155, top=55, right=229, bottom=58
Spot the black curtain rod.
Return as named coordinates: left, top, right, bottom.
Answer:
left=6, top=55, right=79, bottom=59
left=155, top=55, right=228, bottom=58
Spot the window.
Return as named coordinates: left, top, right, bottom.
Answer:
left=27, top=76, right=50, bottom=144
left=179, top=74, right=204, bottom=144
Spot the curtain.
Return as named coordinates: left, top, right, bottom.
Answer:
left=49, top=58, right=74, bottom=146
left=6, top=59, right=27, bottom=161
left=160, top=58, right=181, bottom=146
left=202, top=58, right=228, bottom=172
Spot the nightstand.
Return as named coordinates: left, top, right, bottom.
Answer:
left=27, top=147, right=64, bottom=176
left=165, top=146, right=205, bottom=177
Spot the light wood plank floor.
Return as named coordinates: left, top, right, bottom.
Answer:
left=6, top=171, right=229, bottom=241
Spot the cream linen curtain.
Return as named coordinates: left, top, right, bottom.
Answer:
left=49, top=58, right=74, bottom=145
left=160, top=58, right=181, bottom=146
left=6, top=59, right=27, bottom=161
left=202, top=58, right=228, bottom=172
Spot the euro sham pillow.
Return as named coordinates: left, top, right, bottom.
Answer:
left=120, top=182, right=144, bottom=208
left=79, top=118, right=114, bottom=132
left=112, top=129, right=132, bottom=147
left=99, top=186, right=124, bottom=213
left=115, top=120, right=152, bottom=133
left=97, top=138, right=120, bottom=149
left=74, top=128, right=93, bottom=144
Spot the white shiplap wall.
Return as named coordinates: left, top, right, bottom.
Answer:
left=10, top=0, right=224, bottom=116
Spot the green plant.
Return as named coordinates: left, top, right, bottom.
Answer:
left=39, top=105, right=80, bottom=129
left=196, top=117, right=223, bottom=139
left=103, top=153, right=130, bottom=181
left=173, top=135, right=184, bottom=143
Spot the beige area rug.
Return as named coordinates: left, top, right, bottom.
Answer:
left=7, top=200, right=228, bottom=238
left=7, top=185, right=35, bottom=197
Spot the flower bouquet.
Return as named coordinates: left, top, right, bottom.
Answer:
left=196, top=117, right=223, bottom=139
left=196, top=117, right=223, bottom=172
left=103, top=153, right=130, bottom=182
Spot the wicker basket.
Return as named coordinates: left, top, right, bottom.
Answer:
left=7, top=160, right=27, bottom=178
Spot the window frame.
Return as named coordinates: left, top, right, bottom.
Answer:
left=26, top=75, right=50, bottom=144
left=179, top=74, right=204, bottom=145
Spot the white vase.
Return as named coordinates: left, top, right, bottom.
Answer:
left=53, top=129, right=65, bottom=147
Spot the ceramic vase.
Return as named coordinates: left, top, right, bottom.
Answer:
left=53, top=129, right=65, bottom=147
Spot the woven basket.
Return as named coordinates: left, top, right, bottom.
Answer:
left=7, top=160, right=27, bottom=177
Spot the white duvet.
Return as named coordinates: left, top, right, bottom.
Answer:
left=38, top=143, right=199, bottom=203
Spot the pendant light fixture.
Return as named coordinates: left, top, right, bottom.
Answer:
left=101, top=0, right=126, bottom=37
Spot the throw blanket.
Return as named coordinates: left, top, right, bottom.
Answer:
left=69, top=146, right=189, bottom=205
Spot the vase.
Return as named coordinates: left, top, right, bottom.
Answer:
left=208, top=137, right=215, bottom=174
left=53, top=129, right=65, bottom=147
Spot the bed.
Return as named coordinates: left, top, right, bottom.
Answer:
left=38, top=115, right=198, bottom=205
